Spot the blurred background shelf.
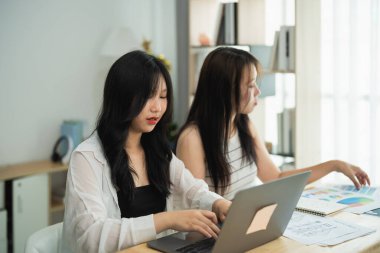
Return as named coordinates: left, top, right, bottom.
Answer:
left=50, top=198, right=65, bottom=213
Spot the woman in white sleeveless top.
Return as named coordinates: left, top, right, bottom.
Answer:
left=176, top=47, right=370, bottom=200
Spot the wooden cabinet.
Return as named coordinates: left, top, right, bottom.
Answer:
left=12, top=174, right=49, bottom=253
left=0, top=209, right=7, bottom=253
left=0, top=160, right=67, bottom=253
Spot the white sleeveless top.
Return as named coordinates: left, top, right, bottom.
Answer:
left=205, top=133, right=258, bottom=200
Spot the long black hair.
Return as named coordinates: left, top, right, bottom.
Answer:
left=178, top=47, right=260, bottom=195
left=96, top=50, right=173, bottom=202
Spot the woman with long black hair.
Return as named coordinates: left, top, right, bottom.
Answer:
left=176, top=47, right=370, bottom=200
left=62, top=50, right=230, bottom=253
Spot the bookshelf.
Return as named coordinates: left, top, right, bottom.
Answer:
left=180, top=0, right=296, bottom=169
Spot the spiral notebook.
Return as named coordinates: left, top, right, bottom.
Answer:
left=295, top=197, right=347, bottom=216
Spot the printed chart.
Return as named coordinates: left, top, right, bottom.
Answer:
left=302, top=187, right=375, bottom=208
left=334, top=185, right=380, bottom=199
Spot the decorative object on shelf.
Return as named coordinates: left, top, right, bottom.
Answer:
left=265, top=142, right=273, bottom=153
left=198, top=33, right=211, bottom=46
left=142, top=39, right=171, bottom=71
left=60, top=120, right=83, bottom=149
left=51, top=120, right=84, bottom=164
left=51, top=135, right=73, bottom=164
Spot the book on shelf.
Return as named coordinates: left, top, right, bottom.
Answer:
left=216, top=2, right=237, bottom=45
left=276, top=112, right=283, bottom=154
left=295, top=197, right=347, bottom=216
left=271, top=26, right=295, bottom=72
left=269, top=31, right=279, bottom=71
left=216, top=4, right=225, bottom=45
left=277, top=108, right=295, bottom=155
left=214, top=2, right=225, bottom=45
left=282, top=108, right=295, bottom=155
left=277, top=26, right=288, bottom=71
left=224, top=2, right=237, bottom=45
left=287, top=26, right=295, bottom=71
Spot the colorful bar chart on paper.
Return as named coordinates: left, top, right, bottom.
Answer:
left=302, top=187, right=377, bottom=209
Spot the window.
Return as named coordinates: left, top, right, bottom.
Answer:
left=321, top=0, right=380, bottom=185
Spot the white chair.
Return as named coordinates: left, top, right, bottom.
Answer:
left=25, top=222, right=63, bottom=253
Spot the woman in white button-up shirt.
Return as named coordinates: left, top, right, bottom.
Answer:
left=61, top=51, right=231, bottom=253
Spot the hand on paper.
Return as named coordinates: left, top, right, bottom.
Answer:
left=336, top=160, right=371, bottom=189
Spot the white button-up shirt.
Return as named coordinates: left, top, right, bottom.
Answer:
left=61, top=134, right=222, bottom=253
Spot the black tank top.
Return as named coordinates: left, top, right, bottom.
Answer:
left=117, top=184, right=166, bottom=218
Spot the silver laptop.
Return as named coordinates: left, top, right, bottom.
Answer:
left=147, top=171, right=311, bottom=253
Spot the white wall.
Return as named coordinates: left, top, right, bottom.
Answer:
left=0, top=0, right=176, bottom=206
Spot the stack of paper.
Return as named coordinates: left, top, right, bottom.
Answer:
left=284, top=212, right=376, bottom=246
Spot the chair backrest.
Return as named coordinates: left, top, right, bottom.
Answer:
left=25, top=222, right=63, bottom=253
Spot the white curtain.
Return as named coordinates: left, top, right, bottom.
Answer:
left=321, top=0, right=380, bottom=185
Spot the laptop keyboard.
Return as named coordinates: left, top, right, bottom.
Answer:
left=175, top=238, right=216, bottom=253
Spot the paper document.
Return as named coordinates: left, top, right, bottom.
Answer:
left=318, top=220, right=375, bottom=246
left=284, top=211, right=376, bottom=246
left=366, top=208, right=380, bottom=217
left=345, top=201, right=380, bottom=214
left=302, top=186, right=380, bottom=214
left=333, top=185, right=380, bottom=200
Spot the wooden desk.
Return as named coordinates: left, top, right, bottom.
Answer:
left=0, top=160, right=67, bottom=181
left=120, top=212, right=380, bottom=253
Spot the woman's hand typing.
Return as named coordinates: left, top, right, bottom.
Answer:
left=154, top=210, right=220, bottom=239
left=212, top=199, right=232, bottom=223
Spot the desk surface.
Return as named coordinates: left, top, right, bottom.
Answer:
left=120, top=211, right=380, bottom=253
left=0, top=160, right=67, bottom=181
